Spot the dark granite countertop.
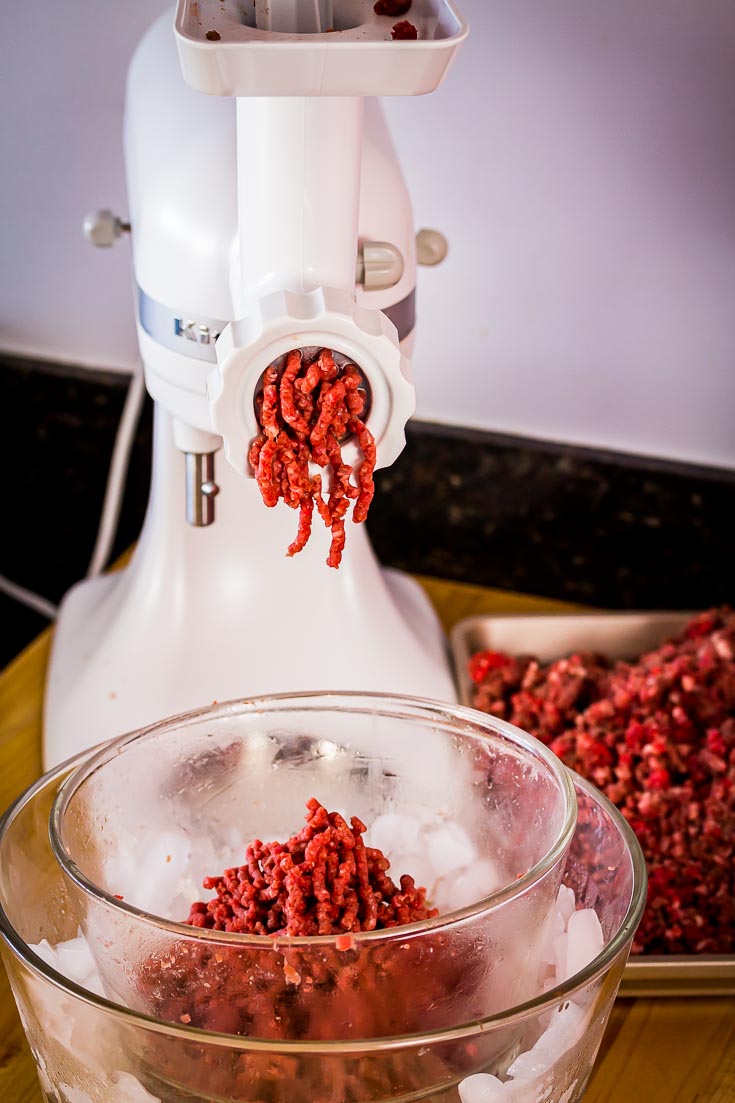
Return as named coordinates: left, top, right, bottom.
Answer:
left=2, top=353, right=732, bottom=667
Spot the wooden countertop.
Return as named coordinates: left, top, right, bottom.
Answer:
left=1, top=576, right=733, bottom=1103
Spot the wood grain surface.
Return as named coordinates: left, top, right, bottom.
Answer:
left=0, top=576, right=732, bottom=1103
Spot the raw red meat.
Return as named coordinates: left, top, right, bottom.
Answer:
left=391, top=20, right=418, bottom=39
left=137, top=801, right=483, bottom=1064
left=374, top=0, right=412, bottom=14
left=251, top=350, right=376, bottom=568
left=186, top=797, right=437, bottom=936
left=469, top=608, right=735, bottom=954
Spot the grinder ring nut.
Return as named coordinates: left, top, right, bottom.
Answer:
left=207, top=287, right=415, bottom=477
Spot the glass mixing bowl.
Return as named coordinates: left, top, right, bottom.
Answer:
left=48, top=694, right=577, bottom=1039
left=0, top=744, right=645, bottom=1103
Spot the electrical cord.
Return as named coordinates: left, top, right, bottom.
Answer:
left=1, top=362, right=146, bottom=622
left=0, top=575, right=58, bottom=620
left=86, top=361, right=146, bottom=578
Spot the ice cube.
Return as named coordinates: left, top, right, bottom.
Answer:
left=434, top=858, right=502, bottom=911
left=453, top=859, right=502, bottom=905
left=502, top=1005, right=588, bottom=1091
left=565, top=909, right=604, bottom=979
left=23, top=968, right=75, bottom=1049
left=32, top=938, right=60, bottom=972
left=112, top=1071, right=162, bottom=1103
left=393, top=851, right=439, bottom=896
left=556, top=885, right=576, bottom=927
left=104, top=829, right=194, bottom=916
left=506, top=1046, right=554, bottom=1080
left=459, top=1072, right=508, bottom=1101
left=423, top=821, right=477, bottom=878
left=55, top=934, right=105, bottom=996
left=32, top=932, right=105, bottom=996
left=538, top=1000, right=587, bottom=1055
left=368, top=812, right=423, bottom=859
left=57, top=1086, right=95, bottom=1103
left=541, top=907, right=565, bottom=966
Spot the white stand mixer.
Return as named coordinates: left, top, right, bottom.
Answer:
left=44, top=0, right=468, bottom=767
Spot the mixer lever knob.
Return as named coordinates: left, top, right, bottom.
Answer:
left=356, top=242, right=404, bottom=292
left=82, top=210, right=131, bottom=248
left=416, top=229, right=448, bottom=267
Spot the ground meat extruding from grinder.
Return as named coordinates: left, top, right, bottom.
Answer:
left=250, top=349, right=376, bottom=568
left=186, top=797, right=437, bottom=936
left=468, top=608, right=735, bottom=955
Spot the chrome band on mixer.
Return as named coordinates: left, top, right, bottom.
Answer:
left=137, top=286, right=416, bottom=363
left=137, top=287, right=223, bottom=363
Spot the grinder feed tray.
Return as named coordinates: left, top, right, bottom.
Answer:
left=176, top=0, right=468, bottom=96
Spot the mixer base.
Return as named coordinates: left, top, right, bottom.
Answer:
left=43, top=408, right=455, bottom=767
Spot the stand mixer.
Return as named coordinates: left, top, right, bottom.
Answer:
left=44, top=0, right=468, bottom=768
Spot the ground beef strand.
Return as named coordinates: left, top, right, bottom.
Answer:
left=250, top=349, right=376, bottom=568
left=469, top=608, right=735, bottom=955
left=186, top=797, right=437, bottom=936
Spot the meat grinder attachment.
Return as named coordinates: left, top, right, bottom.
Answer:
left=208, top=288, right=415, bottom=477
left=169, top=0, right=467, bottom=525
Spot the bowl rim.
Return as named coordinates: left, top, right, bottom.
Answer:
left=48, top=691, right=579, bottom=948
left=0, top=772, right=646, bottom=1053
left=0, top=699, right=647, bottom=1054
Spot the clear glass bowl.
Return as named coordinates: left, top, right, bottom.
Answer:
left=49, top=694, right=577, bottom=1039
left=0, top=742, right=645, bottom=1103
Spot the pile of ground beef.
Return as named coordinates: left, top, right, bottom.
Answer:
left=469, top=608, right=735, bottom=954
left=139, top=801, right=481, bottom=1048
left=186, top=797, right=437, bottom=936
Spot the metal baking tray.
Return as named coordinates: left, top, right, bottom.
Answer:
left=450, top=610, right=735, bottom=997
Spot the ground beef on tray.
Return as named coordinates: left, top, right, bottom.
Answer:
left=469, top=608, right=735, bottom=955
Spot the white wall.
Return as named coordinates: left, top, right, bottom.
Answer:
left=2, top=1, right=734, bottom=468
